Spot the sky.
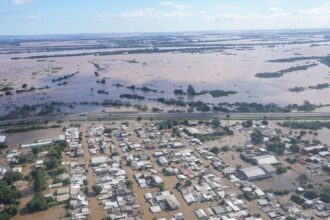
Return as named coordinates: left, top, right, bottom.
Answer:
left=0, top=0, right=329, bottom=35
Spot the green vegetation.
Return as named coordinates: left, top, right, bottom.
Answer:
left=195, top=128, right=233, bottom=142
left=187, top=85, right=196, bottom=96
left=266, top=136, right=286, bottom=155
left=3, top=171, right=23, bottom=185
left=184, top=85, right=237, bottom=97
left=303, top=190, right=318, bottom=200
left=291, top=194, right=305, bottom=205
left=289, top=83, right=330, bottom=93
left=0, top=181, right=21, bottom=205
left=32, top=169, right=48, bottom=192
left=52, top=72, right=77, bottom=83
left=289, top=87, right=305, bottom=93
left=0, top=204, right=19, bottom=220
left=125, top=180, right=133, bottom=189
left=289, top=144, right=300, bottom=153
left=27, top=193, right=53, bottom=212
left=211, top=118, right=221, bottom=128
left=92, top=185, right=102, bottom=195
left=255, top=63, right=318, bottom=78
left=276, top=166, right=287, bottom=174
left=273, top=190, right=290, bottom=196
left=210, top=147, right=220, bottom=155
left=242, top=120, right=253, bottom=128
left=207, top=90, right=237, bottom=97
left=320, top=184, right=330, bottom=203
left=119, top=94, right=145, bottom=100
left=243, top=191, right=259, bottom=201
left=250, top=129, right=263, bottom=145
left=159, top=182, right=165, bottom=191
left=279, top=120, right=330, bottom=130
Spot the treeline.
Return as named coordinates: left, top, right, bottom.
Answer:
left=289, top=83, right=330, bottom=93
left=175, top=85, right=237, bottom=98
left=278, top=121, right=330, bottom=130
left=255, top=63, right=318, bottom=78
left=52, top=72, right=77, bottom=83
left=120, top=94, right=145, bottom=100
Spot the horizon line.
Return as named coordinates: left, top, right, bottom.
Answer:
left=0, top=27, right=330, bottom=38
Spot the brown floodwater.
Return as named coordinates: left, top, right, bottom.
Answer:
left=1, top=32, right=330, bottom=115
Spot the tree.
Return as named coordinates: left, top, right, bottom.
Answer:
left=210, top=147, right=220, bottom=155
left=187, top=85, right=196, bottom=96
left=276, top=166, right=287, bottom=174
left=92, top=185, right=102, bottom=195
left=221, top=146, right=230, bottom=152
left=112, top=152, right=119, bottom=157
left=303, top=190, right=318, bottom=200
left=242, top=120, right=253, bottom=128
left=44, top=157, right=60, bottom=170
left=291, top=194, right=305, bottom=205
left=185, top=180, right=192, bottom=186
left=261, top=117, right=269, bottom=125
left=320, top=184, right=330, bottom=203
left=32, top=169, right=47, bottom=192
left=125, top=180, right=133, bottom=189
left=3, top=171, right=23, bottom=185
left=62, top=178, right=71, bottom=186
left=0, top=181, right=21, bottom=205
left=289, top=144, right=300, bottom=153
left=0, top=204, right=19, bottom=220
left=251, top=129, right=264, bottom=145
left=142, top=105, right=148, bottom=112
left=27, top=193, right=51, bottom=212
left=267, top=137, right=286, bottom=155
left=211, top=118, right=221, bottom=128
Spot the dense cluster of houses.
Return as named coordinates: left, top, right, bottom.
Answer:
left=87, top=125, right=142, bottom=219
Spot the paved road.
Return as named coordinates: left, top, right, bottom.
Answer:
left=1, top=111, right=330, bottom=126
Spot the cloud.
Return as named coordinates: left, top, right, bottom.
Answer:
left=12, top=0, right=35, bottom=6
left=160, top=1, right=190, bottom=10
left=268, top=6, right=283, bottom=13
left=113, top=8, right=155, bottom=19
left=26, top=14, right=42, bottom=20
left=108, top=7, right=203, bottom=19
left=294, top=4, right=330, bottom=15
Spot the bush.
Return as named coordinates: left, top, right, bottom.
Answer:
left=291, top=194, right=305, bottom=205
